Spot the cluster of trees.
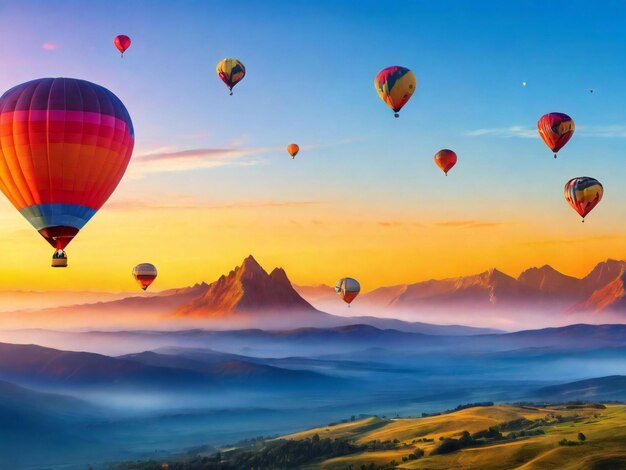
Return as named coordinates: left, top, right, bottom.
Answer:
left=229, top=434, right=364, bottom=468
left=559, top=433, right=587, bottom=446
left=401, top=448, right=425, bottom=462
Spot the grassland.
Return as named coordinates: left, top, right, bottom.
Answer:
left=113, top=403, right=626, bottom=469
left=284, top=404, right=626, bottom=470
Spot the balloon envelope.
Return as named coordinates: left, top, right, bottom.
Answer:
left=538, top=113, right=575, bottom=156
left=374, top=66, right=416, bottom=117
left=114, top=35, right=131, bottom=54
left=216, top=59, right=246, bottom=94
left=287, top=144, right=299, bottom=158
left=434, top=149, right=457, bottom=175
left=133, top=263, right=158, bottom=290
left=0, top=78, right=134, bottom=250
left=564, top=177, right=603, bottom=219
left=335, top=277, right=361, bottom=304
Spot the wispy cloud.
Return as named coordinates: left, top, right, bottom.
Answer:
left=578, top=125, right=626, bottom=138
left=41, top=43, right=58, bottom=50
left=435, top=220, right=502, bottom=229
left=522, top=234, right=622, bottom=247
left=465, top=126, right=536, bottom=138
left=106, top=196, right=320, bottom=212
left=466, top=124, right=626, bottom=139
left=128, top=146, right=281, bottom=177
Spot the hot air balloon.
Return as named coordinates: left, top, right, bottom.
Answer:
left=434, top=149, right=457, bottom=176
left=564, top=177, right=603, bottom=222
left=0, top=78, right=134, bottom=267
left=133, top=263, right=158, bottom=290
left=216, top=58, right=246, bottom=95
left=335, top=277, right=360, bottom=306
left=374, top=66, right=416, bottom=118
left=114, top=35, right=131, bottom=57
left=538, top=113, right=575, bottom=158
left=287, top=144, right=299, bottom=159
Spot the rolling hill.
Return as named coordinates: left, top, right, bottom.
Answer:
left=113, top=403, right=626, bottom=470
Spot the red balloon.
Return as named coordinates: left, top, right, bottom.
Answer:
left=537, top=113, right=575, bottom=158
left=114, top=35, right=131, bottom=56
left=434, top=149, right=457, bottom=176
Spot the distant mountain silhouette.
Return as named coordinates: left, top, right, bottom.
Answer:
left=0, top=342, right=342, bottom=391
left=297, top=259, right=626, bottom=314
left=533, top=375, right=626, bottom=401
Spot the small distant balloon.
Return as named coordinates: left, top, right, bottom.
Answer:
left=589, top=89, right=594, bottom=94
left=564, top=177, right=603, bottom=222
left=287, top=144, right=299, bottom=159
left=114, top=35, right=131, bottom=57
left=335, top=278, right=360, bottom=306
left=434, top=149, right=457, bottom=176
left=538, top=112, right=575, bottom=158
left=133, top=263, right=158, bottom=291
left=216, top=58, right=246, bottom=95
left=374, top=66, right=416, bottom=118
left=522, top=81, right=527, bottom=87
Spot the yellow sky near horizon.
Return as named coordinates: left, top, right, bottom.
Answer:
left=0, top=193, right=624, bottom=293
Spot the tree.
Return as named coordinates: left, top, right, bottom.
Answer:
left=578, top=432, right=586, bottom=442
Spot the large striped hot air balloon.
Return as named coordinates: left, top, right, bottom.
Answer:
left=0, top=77, right=134, bottom=267
left=538, top=112, right=575, bottom=158
left=335, top=277, right=361, bottom=306
left=564, top=177, right=603, bottom=222
left=374, top=66, right=416, bottom=118
left=133, top=263, right=158, bottom=290
left=216, top=58, right=246, bottom=95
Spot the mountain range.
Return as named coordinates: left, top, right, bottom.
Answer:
left=2, top=257, right=626, bottom=332
left=296, top=259, right=626, bottom=317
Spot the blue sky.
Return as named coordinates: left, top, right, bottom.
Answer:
left=1, top=0, right=626, bottom=289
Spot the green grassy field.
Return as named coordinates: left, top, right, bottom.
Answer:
left=283, top=404, right=626, bottom=470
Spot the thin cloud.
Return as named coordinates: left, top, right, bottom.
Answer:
left=106, top=197, right=320, bottom=211
left=465, top=126, right=536, bottom=138
left=42, top=43, right=58, bottom=50
left=466, top=124, right=626, bottom=139
left=435, top=220, right=502, bottom=229
left=577, top=125, right=626, bottom=138
left=522, top=234, right=622, bottom=247
left=128, top=146, right=280, bottom=177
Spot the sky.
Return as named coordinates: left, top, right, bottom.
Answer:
left=0, top=0, right=626, bottom=292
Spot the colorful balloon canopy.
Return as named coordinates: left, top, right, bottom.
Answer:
left=0, top=78, right=134, bottom=265
left=216, top=58, right=246, bottom=95
left=287, top=144, right=299, bottom=159
left=564, top=177, right=603, bottom=221
left=133, top=263, right=158, bottom=290
left=434, top=149, right=457, bottom=176
left=335, top=277, right=361, bottom=305
left=538, top=112, right=575, bottom=158
left=374, top=66, right=416, bottom=118
left=114, top=35, right=131, bottom=57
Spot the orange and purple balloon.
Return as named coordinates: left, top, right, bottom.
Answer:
left=538, top=112, right=575, bottom=158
